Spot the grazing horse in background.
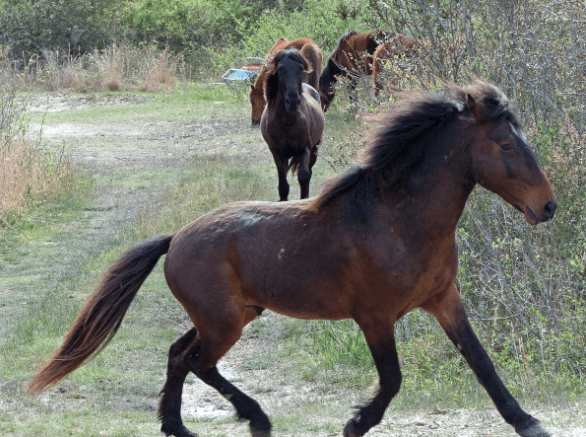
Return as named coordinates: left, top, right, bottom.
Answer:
left=249, top=37, right=322, bottom=125
left=372, top=34, right=428, bottom=97
left=28, top=82, right=555, bottom=437
left=261, top=49, right=325, bottom=201
left=318, top=30, right=393, bottom=112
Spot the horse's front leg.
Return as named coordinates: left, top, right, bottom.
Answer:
left=343, top=317, right=401, bottom=437
left=423, top=284, right=551, bottom=437
left=297, top=146, right=313, bottom=199
left=271, top=153, right=289, bottom=201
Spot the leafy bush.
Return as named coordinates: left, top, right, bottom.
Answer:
left=0, top=0, right=113, bottom=61
left=209, top=0, right=371, bottom=73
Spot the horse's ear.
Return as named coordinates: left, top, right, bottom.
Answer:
left=466, top=93, right=484, bottom=120
left=466, top=93, right=475, bottom=113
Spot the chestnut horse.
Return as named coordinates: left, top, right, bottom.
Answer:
left=372, top=34, right=428, bottom=97
left=318, top=30, right=393, bottom=112
left=260, top=49, right=325, bottom=201
left=249, top=37, right=322, bottom=125
left=29, top=82, right=555, bottom=437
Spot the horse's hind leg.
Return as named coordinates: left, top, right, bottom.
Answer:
left=159, top=328, right=198, bottom=437
left=159, top=306, right=270, bottom=437
left=423, top=284, right=551, bottom=437
left=343, top=317, right=401, bottom=437
left=186, top=310, right=271, bottom=436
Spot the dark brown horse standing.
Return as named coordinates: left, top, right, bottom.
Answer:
left=249, top=37, right=322, bottom=125
left=318, top=30, right=393, bottom=112
left=28, top=82, right=555, bottom=437
left=260, top=49, right=325, bottom=201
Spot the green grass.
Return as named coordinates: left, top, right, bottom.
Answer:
left=28, top=83, right=250, bottom=126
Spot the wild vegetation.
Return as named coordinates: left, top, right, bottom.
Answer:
left=0, top=0, right=585, bottom=435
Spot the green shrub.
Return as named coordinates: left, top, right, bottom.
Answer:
left=0, top=0, right=113, bottom=60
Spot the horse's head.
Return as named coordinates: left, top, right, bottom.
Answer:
left=265, top=49, right=311, bottom=113
left=464, top=83, right=556, bottom=224
left=249, top=83, right=264, bottom=125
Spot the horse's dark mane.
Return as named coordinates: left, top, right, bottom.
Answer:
left=337, top=31, right=358, bottom=50
left=316, top=82, right=518, bottom=208
left=369, top=30, right=395, bottom=54
left=319, top=31, right=358, bottom=90
left=319, top=57, right=341, bottom=90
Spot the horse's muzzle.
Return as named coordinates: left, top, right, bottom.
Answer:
left=285, top=96, right=301, bottom=112
left=543, top=200, right=557, bottom=221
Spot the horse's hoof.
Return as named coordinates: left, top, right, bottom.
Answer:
left=343, top=420, right=364, bottom=437
left=516, top=420, right=552, bottom=437
left=161, top=423, right=198, bottom=437
left=250, top=424, right=271, bottom=437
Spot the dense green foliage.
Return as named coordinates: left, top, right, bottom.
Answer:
left=0, top=0, right=366, bottom=69
left=0, top=0, right=115, bottom=59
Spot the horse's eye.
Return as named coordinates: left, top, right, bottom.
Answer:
left=500, top=143, right=513, bottom=151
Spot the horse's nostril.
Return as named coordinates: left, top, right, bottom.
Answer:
left=544, top=201, right=557, bottom=218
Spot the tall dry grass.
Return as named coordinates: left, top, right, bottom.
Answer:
left=4, top=43, right=185, bottom=93
left=0, top=140, right=72, bottom=214
left=0, top=72, right=73, bottom=227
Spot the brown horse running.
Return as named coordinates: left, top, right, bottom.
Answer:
left=28, top=82, right=555, bottom=437
left=249, top=37, right=322, bottom=125
left=372, top=34, right=428, bottom=97
left=260, top=49, right=325, bottom=201
left=318, top=30, right=393, bottom=112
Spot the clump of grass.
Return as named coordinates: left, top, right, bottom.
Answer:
left=0, top=75, right=74, bottom=229
left=93, top=43, right=126, bottom=92
left=0, top=138, right=74, bottom=229
left=141, top=45, right=184, bottom=92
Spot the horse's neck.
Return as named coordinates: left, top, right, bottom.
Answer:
left=375, top=157, right=474, bottom=238
left=269, top=94, right=302, bottom=124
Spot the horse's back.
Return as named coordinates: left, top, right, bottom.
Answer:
left=164, top=200, right=356, bottom=320
left=303, top=83, right=320, bottom=104
left=271, top=37, right=290, bottom=52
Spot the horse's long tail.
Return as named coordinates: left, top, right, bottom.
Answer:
left=27, top=233, right=174, bottom=394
